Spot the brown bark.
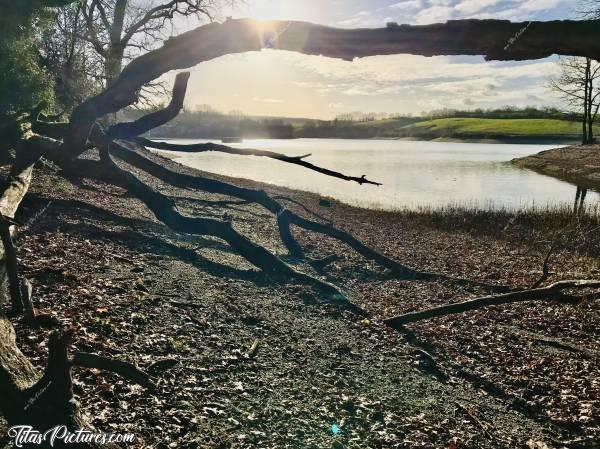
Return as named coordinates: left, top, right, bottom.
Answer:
left=72, top=352, right=155, bottom=390
left=0, top=160, right=34, bottom=313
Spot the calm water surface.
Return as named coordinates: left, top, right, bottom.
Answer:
left=156, top=138, right=599, bottom=211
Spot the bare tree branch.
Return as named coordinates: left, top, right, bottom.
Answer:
left=384, top=280, right=600, bottom=326
left=107, top=72, right=190, bottom=139
left=137, top=138, right=383, bottom=186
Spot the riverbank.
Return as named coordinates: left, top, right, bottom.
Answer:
left=5, top=153, right=599, bottom=448
left=512, top=144, right=600, bottom=189
left=157, top=135, right=577, bottom=144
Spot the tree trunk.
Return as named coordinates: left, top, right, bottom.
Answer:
left=588, top=59, right=595, bottom=143
left=583, top=59, right=590, bottom=145
left=0, top=159, right=108, bottom=447
left=104, top=48, right=124, bottom=89
left=105, top=0, right=127, bottom=88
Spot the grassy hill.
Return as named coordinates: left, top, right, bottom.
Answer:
left=346, top=117, right=598, bottom=142
left=405, top=117, right=595, bottom=136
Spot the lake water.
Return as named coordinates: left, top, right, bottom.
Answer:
left=156, top=138, right=600, bottom=211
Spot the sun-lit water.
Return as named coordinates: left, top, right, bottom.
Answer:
left=155, top=138, right=600, bottom=211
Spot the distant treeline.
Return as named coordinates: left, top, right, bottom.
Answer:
left=122, top=108, right=298, bottom=139
left=121, top=106, right=592, bottom=140
left=420, top=106, right=581, bottom=121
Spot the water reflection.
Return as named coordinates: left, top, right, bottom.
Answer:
left=574, top=186, right=588, bottom=214
left=159, top=139, right=600, bottom=211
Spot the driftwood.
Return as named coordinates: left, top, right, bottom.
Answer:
left=384, top=280, right=600, bottom=327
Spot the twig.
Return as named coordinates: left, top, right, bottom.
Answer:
left=246, top=339, right=260, bottom=359
left=455, top=402, right=495, bottom=440
left=529, top=241, right=555, bottom=289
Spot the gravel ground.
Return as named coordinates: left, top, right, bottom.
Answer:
left=4, top=151, right=599, bottom=449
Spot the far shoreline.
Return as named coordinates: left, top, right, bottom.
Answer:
left=150, top=135, right=578, bottom=145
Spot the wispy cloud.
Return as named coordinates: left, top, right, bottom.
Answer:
left=253, top=97, right=283, bottom=104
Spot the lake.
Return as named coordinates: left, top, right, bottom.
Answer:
left=155, top=138, right=600, bottom=211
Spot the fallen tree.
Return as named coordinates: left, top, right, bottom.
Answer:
left=3, top=14, right=600, bottom=444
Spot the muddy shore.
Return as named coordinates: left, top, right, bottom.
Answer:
left=512, top=144, right=600, bottom=190
left=2, top=151, right=599, bottom=448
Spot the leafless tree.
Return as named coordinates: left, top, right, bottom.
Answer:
left=80, top=0, right=221, bottom=89
left=41, top=2, right=105, bottom=112
left=579, top=0, right=600, bottom=18
left=549, top=57, right=600, bottom=144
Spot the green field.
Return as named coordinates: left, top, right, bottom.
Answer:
left=405, top=118, right=597, bottom=136
left=348, top=117, right=599, bottom=141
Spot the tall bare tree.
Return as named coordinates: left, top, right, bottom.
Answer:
left=80, top=0, right=220, bottom=89
left=41, top=2, right=104, bottom=112
left=579, top=0, right=600, bottom=18
left=549, top=57, right=600, bottom=144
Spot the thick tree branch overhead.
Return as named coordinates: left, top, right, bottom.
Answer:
left=63, top=17, right=600, bottom=158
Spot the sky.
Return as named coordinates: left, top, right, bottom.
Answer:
left=179, top=0, right=579, bottom=119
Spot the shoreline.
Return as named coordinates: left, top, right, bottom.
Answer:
left=150, top=135, right=579, bottom=145
left=512, top=144, right=600, bottom=190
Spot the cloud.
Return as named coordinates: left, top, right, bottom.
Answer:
left=389, top=0, right=424, bottom=10
left=454, top=0, right=503, bottom=15
left=519, top=0, right=562, bottom=12
left=252, top=97, right=283, bottom=103
left=415, top=5, right=455, bottom=23
left=337, top=10, right=373, bottom=27
left=402, top=0, right=573, bottom=24
left=281, top=51, right=561, bottom=113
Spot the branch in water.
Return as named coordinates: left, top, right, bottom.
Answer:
left=136, top=137, right=383, bottom=186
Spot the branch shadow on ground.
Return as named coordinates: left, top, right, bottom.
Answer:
left=18, top=196, right=285, bottom=288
